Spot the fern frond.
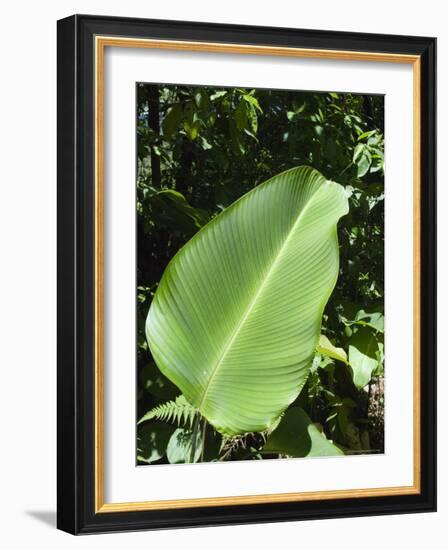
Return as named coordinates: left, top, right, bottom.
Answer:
left=138, top=395, right=198, bottom=428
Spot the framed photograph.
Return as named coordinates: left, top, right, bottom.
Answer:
left=57, top=14, right=436, bottom=534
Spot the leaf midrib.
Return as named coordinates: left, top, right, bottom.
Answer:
left=196, top=181, right=326, bottom=412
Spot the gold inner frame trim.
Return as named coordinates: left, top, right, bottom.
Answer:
left=94, top=35, right=421, bottom=513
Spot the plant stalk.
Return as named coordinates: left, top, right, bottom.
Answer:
left=189, top=413, right=201, bottom=464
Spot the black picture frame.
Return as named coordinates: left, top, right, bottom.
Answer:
left=57, top=14, right=436, bottom=534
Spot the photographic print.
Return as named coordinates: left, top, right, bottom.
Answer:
left=58, top=16, right=435, bottom=533
left=136, top=83, right=385, bottom=466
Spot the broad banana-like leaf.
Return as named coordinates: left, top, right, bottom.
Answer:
left=146, top=167, right=348, bottom=436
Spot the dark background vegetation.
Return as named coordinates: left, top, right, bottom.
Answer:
left=136, top=83, right=385, bottom=464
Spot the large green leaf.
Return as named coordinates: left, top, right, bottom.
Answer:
left=262, top=407, right=343, bottom=457
left=146, top=167, right=348, bottom=436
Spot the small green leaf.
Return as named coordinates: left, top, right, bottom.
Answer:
left=162, top=104, right=183, bottom=139
left=246, top=103, right=258, bottom=134
left=167, top=428, right=202, bottom=464
left=356, top=148, right=372, bottom=178
left=235, top=101, right=247, bottom=131
left=210, top=90, right=227, bottom=101
left=183, top=120, right=200, bottom=140
left=194, top=90, right=208, bottom=109
left=348, top=345, right=378, bottom=389
left=353, top=310, right=384, bottom=332
left=316, top=334, right=348, bottom=364
left=200, top=136, right=213, bottom=150
left=357, top=130, right=375, bottom=141
left=242, top=93, right=262, bottom=113
left=374, top=342, right=385, bottom=376
left=353, top=143, right=364, bottom=162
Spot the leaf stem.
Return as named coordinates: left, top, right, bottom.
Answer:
left=189, top=413, right=201, bottom=463
left=200, top=419, right=207, bottom=462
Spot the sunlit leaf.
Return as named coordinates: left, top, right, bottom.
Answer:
left=146, top=167, right=348, bottom=436
left=348, top=345, right=378, bottom=389
left=162, top=103, right=183, bottom=139
left=316, top=334, right=348, bottom=364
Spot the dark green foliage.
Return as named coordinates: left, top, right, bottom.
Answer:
left=137, top=83, right=384, bottom=464
left=263, top=408, right=343, bottom=458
